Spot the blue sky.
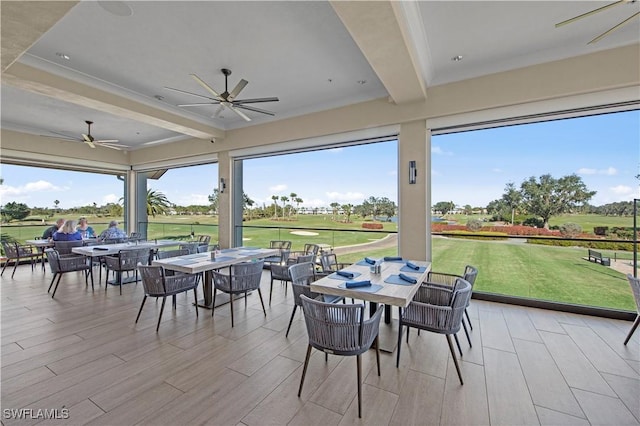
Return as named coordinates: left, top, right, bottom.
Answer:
left=1, top=110, right=638, bottom=210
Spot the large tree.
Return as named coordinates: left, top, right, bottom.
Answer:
left=520, top=174, right=595, bottom=229
left=433, top=201, right=455, bottom=215
left=147, top=189, right=171, bottom=217
left=1, top=202, right=31, bottom=222
left=502, top=182, right=522, bottom=225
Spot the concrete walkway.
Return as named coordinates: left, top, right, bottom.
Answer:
left=332, top=233, right=397, bottom=256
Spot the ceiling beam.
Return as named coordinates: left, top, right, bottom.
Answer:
left=330, top=0, right=427, bottom=104
left=1, top=1, right=78, bottom=73
left=3, top=62, right=225, bottom=140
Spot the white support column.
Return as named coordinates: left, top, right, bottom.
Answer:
left=397, top=120, right=430, bottom=261
left=125, top=169, right=137, bottom=234
left=217, top=151, right=232, bottom=248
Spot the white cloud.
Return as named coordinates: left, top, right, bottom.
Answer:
left=180, top=194, right=210, bottom=205
left=268, top=184, right=287, bottom=192
left=328, top=148, right=344, bottom=153
left=387, top=170, right=397, bottom=176
left=302, top=198, right=326, bottom=208
left=0, top=180, right=65, bottom=198
left=325, top=191, right=364, bottom=201
left=610, top=185, right=633, bottom=195
left=432, top=146, right=453, bottom=156
left=492, top=168, right=502, bottom=173
left=102, top=194, right=121, bottom=204
left=578, top=167, right=618, bottom=176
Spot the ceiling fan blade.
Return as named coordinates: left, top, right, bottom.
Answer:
left=233, top=97, right=279, bottom=104
left=190, top=74, right=222, bottom=99
left=588, top=11, right=640, bottom=43
left=228, top=79, right=248, bottom=101
left=177, top=102, right=221, bottom=107
left=555, top=0, right=625, bottom=27
left=212, top=104, right=225, bottom=118
left=234, top=104, right=275, bottom=116
left=94, top=139, right=120, bottom=143
left=164, top=86, right=218, bottom=101
left=82, top=133, right=93, bottom=143
left=97, top=143, right=126, bottom=150
left=84, top=140, right=96, bottom=148
left=224, top=103, right=251, bottom=122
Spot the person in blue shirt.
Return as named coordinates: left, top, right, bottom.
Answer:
left=98, top=220, right=127, bottom=241
left=52, top=220, right=83, bottom=241
left=76, top=217, right=96, bottom=239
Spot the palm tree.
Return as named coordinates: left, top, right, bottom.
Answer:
left=54, top=199, right=60, bottom=212
left=289, top=192, right=297, bottom=218
left=280, top=196, right=289, bottom=219
left=271, top=195, right=279, bottom=219
left=147, top=189, right=171, bottom=217
left=294, top=197, right=303, bottom=218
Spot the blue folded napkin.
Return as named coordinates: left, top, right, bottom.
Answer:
left=336, top=270, right=355, bottom=279
left=398, top=273, right=417, bottom=284
left=364, top=257, right=376, bottom=265
left=345, top=280, right=372, bottom=288
left=384, top=256, right=403, bottom=261
left=405, top=261, right=420, bottom=270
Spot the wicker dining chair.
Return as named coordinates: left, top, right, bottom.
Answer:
left=136, top=265, right=199, bottom=332
left=624, top=274, right=640, bottom=345
left=269, top=253, right=314, bottom=306
left=53, top=240, right=84, bottom=257
left=397, top=278, right=472, bottom=385
left=1, top=241, right=41, bottom=278
left=287, top=243, right=321, bottom=265
left=264, top=240, right=292, bottom=267
left=286, top=261, right=342, bottom=337
left=103, top=247, right=150, bottom=294
left=211, top=260, right=265, bottom=327
left=44, top=248, right=94, bottom=298
left=156, top=248, right=191, bottom=276
left=298, top=295, right=383, bottom=418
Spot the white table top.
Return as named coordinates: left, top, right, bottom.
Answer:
left=153, top=247, right=279, bottom=274
left=72, top=239, right=180, bottom=257
left=25, top=239, right=55, bottom=247
left=311, top=258, right=431, bottom=308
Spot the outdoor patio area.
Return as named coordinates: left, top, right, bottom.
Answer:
left=1, top=262, right=639, bottom=425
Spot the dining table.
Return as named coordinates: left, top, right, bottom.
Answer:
left=152, top=246, right=279, bottom=309
left=311, top=256, right=431, bottom=352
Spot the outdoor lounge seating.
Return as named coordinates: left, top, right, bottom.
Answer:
left=298, top=294, right=383, bottom=418
left=588, top=249, right=611, bottom=266
left=44, top=248, right=94, bottom=298
left=397, top=278, right=472, bottom=385
left=1, top=241, right=41, bottom=278
left=136, top=264, right=200, bottom=332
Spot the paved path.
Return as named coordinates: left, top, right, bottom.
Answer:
left=332, top=233, right=397, bottom=256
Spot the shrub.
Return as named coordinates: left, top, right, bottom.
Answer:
left=593, top=226, right=609, bottom=236
left=362, top=222, right=383, bottom=230
left=559, top=222, right=582, bottom=237
left=466, top=219, right=483, bottom=231
left=522, top=217, right=544, bottom=228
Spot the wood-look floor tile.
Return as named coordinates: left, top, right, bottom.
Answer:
left=287, top=401, right=343, bottom=426
left=440, top=361, right=490, bottom=426
left=562, top=323, right=639, bottom=379
left=527, top=308, right=567, bottom=334
left=1, top=365, right=56, bottom=395
left=478, top=310, right=515, bottom=353
left=36, top=399, right=105, bottom=426
left=572, top=388, right=640, bottom=426
left=503, top=306, right=543, bottom=343
left=535, top=406, right=590, bottom=426
left=539, top=330, right=616, bottom=397
left=388, top=371, right=443, bottom=426
left=340, top=384, right=399, bottom=426
left=584, top=316, right=640, bottom=362
left=601, top=372, right=640, bottom=422
left=484, top=347, right=539, bottom=425
left=400, top=329, right=450, bottom=379
left=513, top=338, right=584, bottom=418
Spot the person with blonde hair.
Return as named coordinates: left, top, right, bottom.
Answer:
left=76, top=217, right=96, bottom=239
left=52, top=219, right=82, bottom=241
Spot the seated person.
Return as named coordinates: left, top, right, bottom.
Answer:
left=98, top=220, right=127, bottom=241
left=43, top=218, right=65, bottom=240
left=52, top=220, right=83, bottom=241
left=76, top=217, right=96, bottom=239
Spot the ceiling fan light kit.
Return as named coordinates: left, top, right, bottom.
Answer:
left=165, top=68, right=279, bottom=122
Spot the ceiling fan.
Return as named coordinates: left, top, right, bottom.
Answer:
left=165, top=68, right=279, bottom=122
left=555, top=0, right=639, bottom=44
left=42, top=120, right=126, bottom=150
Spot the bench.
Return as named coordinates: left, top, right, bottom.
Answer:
left=588, top=249, right=610, bottom=266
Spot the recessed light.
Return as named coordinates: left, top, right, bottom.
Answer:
left=451, top=55, right=463, bottom=62
left=56, top=52, right=71, bottom=60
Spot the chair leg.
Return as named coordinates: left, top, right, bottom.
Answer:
left=462, top=318, right=472, bottom=347
left=229, top=293, right=234, bottom=327
left=356, top=354, right=362, bottom=418
left=11, top=259, right=18, bottom=278
left=624, top=315, right=640, bottom=345
left=257, top=288, right=266, bottom=316
left=446, top=334, right=464, bottom=385
left=396, top=311, right=403, bottom=368
left=269, top=278, right=274, bottom=305
left=1, top=259, right=9, bottom=276
left=156, top=297, right=167, bottom=332
left=48, top=273, right=58, bottom=292
left=119, top=271, right=123, bottom=295
left=375, top=336, right=381, bottom=376
left=51, top=274, right=63, bottom=298
left=135, top=296, right=147, bottom=323
left=464, top=308, right=473, bottom=330
left=286, top=305, right=297, bottom=338
left=453, top=333, right=463, bottom=357
left=211, top=289, right=217, bottom=317
left=406, top=325, right=410, bottom=343
left=194, top=289, right=199, bottom=318
left=298, top=344, right=313, bottom=397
